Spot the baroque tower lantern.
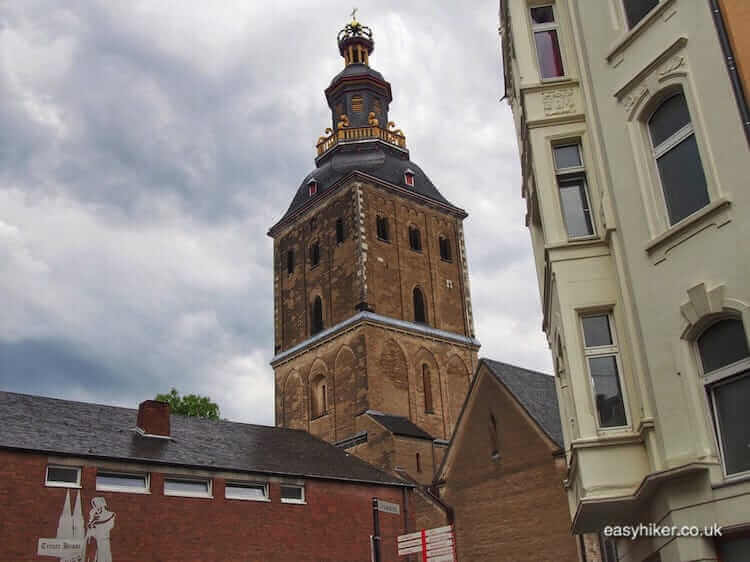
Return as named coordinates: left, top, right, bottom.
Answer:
left=268, top=16, right=479, bottom=485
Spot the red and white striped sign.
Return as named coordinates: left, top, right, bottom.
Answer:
left=397, top=525, right=456, bottom=561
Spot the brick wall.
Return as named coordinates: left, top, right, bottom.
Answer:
left=438, top=365, right=580, bottom=561
left=0, top=451, right=412, bottom=562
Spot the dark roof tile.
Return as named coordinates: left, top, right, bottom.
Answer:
left=0, top=391, right=409, bottom=487
left=366, top=410, right=434, bottom=440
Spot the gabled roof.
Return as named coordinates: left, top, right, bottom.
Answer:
left=366, top=410, right=434, bottom=440
left=0, top=391, right=410, bottom=487
left=482, top=359, right=563, bottom=448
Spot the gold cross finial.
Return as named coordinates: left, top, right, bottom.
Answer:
left=350, top=7, right=358, bottom=22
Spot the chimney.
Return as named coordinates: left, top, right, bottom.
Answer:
left=136, top=400, right=170, bottom=437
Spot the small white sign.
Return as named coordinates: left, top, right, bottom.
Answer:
left=376, top=499, right=400, bottom=515
left=37, top=538, right=83, bottom=557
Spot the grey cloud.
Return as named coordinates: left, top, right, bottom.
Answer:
left=0, top=0, right=551, bottom=425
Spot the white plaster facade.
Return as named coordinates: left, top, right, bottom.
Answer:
left=500, top=1, right=750, bottom=560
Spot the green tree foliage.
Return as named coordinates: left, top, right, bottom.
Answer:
left=155, top=388, right=220, bottom=420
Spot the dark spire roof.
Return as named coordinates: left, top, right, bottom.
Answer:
left=268, top=18, right=464, bottom=234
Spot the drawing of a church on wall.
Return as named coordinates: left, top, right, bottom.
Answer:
left=37, top=491, right=116, bottom=562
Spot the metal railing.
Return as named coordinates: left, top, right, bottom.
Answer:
left=316, top=126, right=406, bottom=156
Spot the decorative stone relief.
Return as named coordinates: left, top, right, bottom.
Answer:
left=658, top=55, right=685, bottom=78
left=542, top=88, right=576, bottom=116
left=622, top=86, right=648, bottom=115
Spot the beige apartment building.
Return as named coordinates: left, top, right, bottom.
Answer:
left=499, top=1, right=749, bottom=561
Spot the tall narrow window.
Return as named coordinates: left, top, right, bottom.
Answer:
left=698, top=318, right=750, bottom=476
left=422, top=364, right=434, bottom=413
left=413, top=287, right=427, bottom=324
left=439, top=236, right=452, bottom=262
left=308, top=180, right=318, bottom=197
left=554, top=142, right=594, bottom=238
left=416, top=452, right=422, bottom=473
left=530, top=5, right=564, bottom=79
left=311, top=296, right=324, bottom=335
left=310, top=242, right=320, bottom=268
left=408, top=226, right=422, bottom=252
left=489, top=413, right=499, bottom=459
left=376, top=216, right=390, bottom=241
left=648, top=92, right=709, bottom=225
left=287, top=249, right=295, bottom=275
left=623, top=0, right=659, bottom=29
left=335, top=218, right=345, bottom=244
left=311, top=375, right=328, bottom=418
left=581, top=313, right=627, bottom=428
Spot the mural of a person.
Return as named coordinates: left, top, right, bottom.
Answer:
left=84, top=497, right=115, bottom=562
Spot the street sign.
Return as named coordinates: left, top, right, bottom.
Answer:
left=376, top=499, right=400, bottom=515
left=37, top=538, right=84, bottom=558
left=397, top=525, right=456, bottom=561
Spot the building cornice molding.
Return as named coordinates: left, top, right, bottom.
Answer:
left=270, top=311, right=480, bottom=367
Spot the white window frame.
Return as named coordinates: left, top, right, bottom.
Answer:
left=580, top=311, right=630, bottom=430
left=552, top=141, right=596, bottom=240
left=163, top=476, right=213, bottom=499
left=224, top=481, right=270, bottom=502
left=696, top=318, right=750, bottom=480
left=529, top=4, right=566, bottom=81
left=645, top=91, right=712, bottom=228
left=45, top=465, right=82, bottom=489
left=95, top=471, right=150, bottom=494
left=280, top=483, right=306, bottom=505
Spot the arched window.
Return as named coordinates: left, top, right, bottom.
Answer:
left=422, top=364, right=434, bottom=414
left=311, top=374, right=328, bottom=418
left=376, top=215, right=390, bottom=241
left=408, top=226, right=422, bottom=252
left=286, top=249, right=295, bottom=275
left=697, top=318, right=750, bottom=476
left=648, top=92, right=709, bottom=225
left=310, top=242, right=320, bottom=268
left=489, top=413, right=499, bottom=459
left=311, top=296, right=324, bottom=335
left=335, top=218, right=345, bottom=244
left=439, top=236, right=452, bottom=262
left=413, top=288, right=427, bottom=324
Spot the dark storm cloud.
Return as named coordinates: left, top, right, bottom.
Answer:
left=0, top=0, right=551, bottom=424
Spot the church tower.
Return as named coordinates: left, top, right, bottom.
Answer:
left=268, top=16, right=479, bottom=482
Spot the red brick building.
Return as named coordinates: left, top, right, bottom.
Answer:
left=0, top=392, right=414, bottom=561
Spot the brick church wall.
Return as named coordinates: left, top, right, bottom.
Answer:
left=437, top=367, right=579, bottom=561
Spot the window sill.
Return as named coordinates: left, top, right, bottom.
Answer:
left=409, top=249, right=423, bottom=254
left=96, top=487, right=151, bottom=495
left=606, top=0, right=677, bottom=64
left=376, top=237, right=391, bottom=244
left=45, top=483, right=82, bottom=489
left=225, top=496, right=271, bottom=502
left=281, top=499, right=306, bottom=505
left=645, top=198, right=732, bottom=260
left=439, top=258, right=453, bottom=264
left=310, top=412, right=329, bottom=421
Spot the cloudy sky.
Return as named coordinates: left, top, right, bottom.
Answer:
left=0, top=0, right=550, bottom=424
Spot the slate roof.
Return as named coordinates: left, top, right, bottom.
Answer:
left=482, top=359, right=563, bottom=448
left=272, top=142, right=462, bottom=229
left=366, top=410, right=434, bottom=440
left=0, top=391, right=410, bottom=487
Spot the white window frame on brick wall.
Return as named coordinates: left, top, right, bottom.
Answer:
left=164, top=476, right=213, bottom=498
left=96, top=471, right=150, bottom=494
left=45, top=465, right=82, bottom=489
left=225, top=481, right=270, bottom=502
left=280, top=483, right=306, bottom=504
